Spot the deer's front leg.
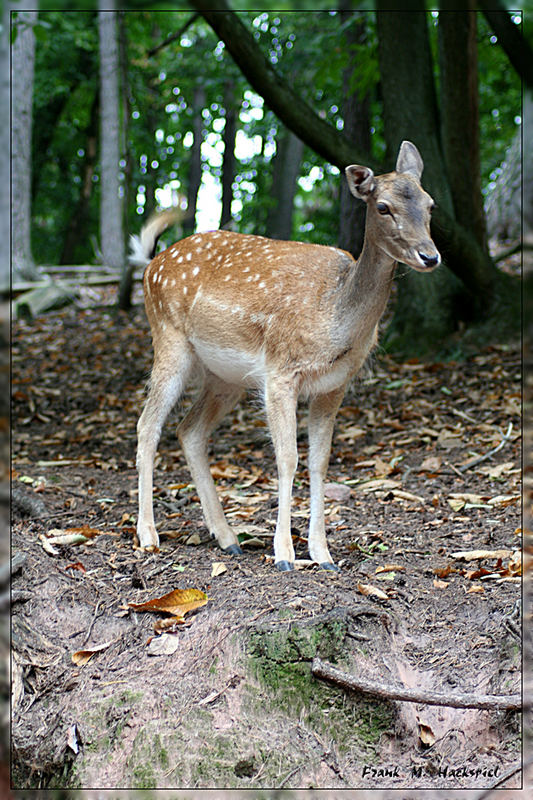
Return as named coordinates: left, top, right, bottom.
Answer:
left=307, top=386, right=346, bottom=570
left=265, top=376, right=299, bottom=571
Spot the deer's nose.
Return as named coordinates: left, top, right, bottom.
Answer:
left=418, top=251, right=440, bottom=268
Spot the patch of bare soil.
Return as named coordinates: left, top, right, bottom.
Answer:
left=11, top=303, right=522, bottom=790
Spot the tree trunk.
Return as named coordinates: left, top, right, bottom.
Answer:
left=182, top=85, right=205, bottom=237
left=98, top=3, right=127, bottom=304
left=438, top=5, right=487, bottom=251
left=220, top=80, right=237, bottom=229
left=482, top=2, right=533, bottom=90
left=265, top=126, right=304, bottom=241
left=12, top=10, right=39, bottom=281
left=338, top=10, right=371, bottom=259
left=0, top=3, right=11, bottom=292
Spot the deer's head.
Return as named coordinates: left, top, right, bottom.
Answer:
left=345, top=141, right=441, bottom=272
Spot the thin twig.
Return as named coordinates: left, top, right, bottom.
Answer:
left=457, top=422, right=513, bottom=472
left=311, top=658, right=521, bottom=711
left=278, top=765, right=301, bottom=789
left=474, top=757, right=533, bottom=799
left=148, top=13, right=200, bottom=57
left=80, top=600, right=103, bottom=647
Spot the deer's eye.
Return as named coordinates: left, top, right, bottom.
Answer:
left=376, top=202, right=390, bottom=215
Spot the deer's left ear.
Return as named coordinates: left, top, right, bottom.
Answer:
left=396, top=141, right=424, bottom=180
left=345, top=165, right=376, bottom=201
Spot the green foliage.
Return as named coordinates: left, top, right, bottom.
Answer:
left=29, top=8, right=521, bottom=267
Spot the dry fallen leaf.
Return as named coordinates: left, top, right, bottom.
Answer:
left=433, top=578, right=449, bottom=589
left=72, top=640, right=113, bottom=666
left=375, top=564, right=405, bottom=574
left=419, top=455, right=442, bottom=473
left=324, top=482, right=352, bottom=503
left=147, top=633, right=181, bottom=656
left=211, top=562, right=228, bottom=577
left=128, top=588, right=208, bottom=618
left=418, top=721, right=436, bottom=747
left=357, top=582, right=389, bottom=601
left=451, top=549, right=512, bottom=562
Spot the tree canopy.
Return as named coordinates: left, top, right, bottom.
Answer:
left=13, top=1, right=524, bottom=351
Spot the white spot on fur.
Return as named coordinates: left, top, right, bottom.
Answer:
left=186, top=252, right=192, bottom=261
left=192, top=266, right=200, bottom=276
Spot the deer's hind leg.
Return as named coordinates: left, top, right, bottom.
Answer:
left=178, top=373, right=244, bottom=553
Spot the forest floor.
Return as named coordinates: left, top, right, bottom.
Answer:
left=10, top=287, right=523, bottom=792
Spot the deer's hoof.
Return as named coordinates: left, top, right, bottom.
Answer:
left=275, top=560, right=294, bottom=572
left=224, top=544, right=243, bottom=556
left=320, top=562, right=340, bottom=572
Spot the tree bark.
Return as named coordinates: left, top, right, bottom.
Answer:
left=98, top=3, right=125, bottom=287
left=0, top=3, right=11, bottom=292
left=482, top=2, right=533, bottom=90
left=220, top=80, right=237, bottom=229
left=183, top=85, right=205, bottom=237
left=12, top=10, right=39, bottom=281
left=265, top=126, right=304, bottom=241
left=338, top=9, right=370, bottom=259
left=439, top=5, right=487, bottom=251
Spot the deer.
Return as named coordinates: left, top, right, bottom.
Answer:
left=130, top=140, right=440, bottom=572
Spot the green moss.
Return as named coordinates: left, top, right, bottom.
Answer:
left=246, top=615, right=394, bottom=759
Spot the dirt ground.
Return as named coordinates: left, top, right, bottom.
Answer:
left=10, top=291, right=523, bottom=791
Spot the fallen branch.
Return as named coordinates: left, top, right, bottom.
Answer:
left=457, top=422, right=513, bottom=472
left=311, top=658, right=521, bottom=711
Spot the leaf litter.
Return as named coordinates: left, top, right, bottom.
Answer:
left=10, top=303, right=523, bottom=789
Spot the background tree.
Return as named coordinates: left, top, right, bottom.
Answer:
left=12, top=10, right=39, bottom=281
left=98, top=3, right=126, bottom=303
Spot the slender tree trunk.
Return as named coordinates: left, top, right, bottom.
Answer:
left=183, top=85, right=205, bottom=237
left=439, top=5, right=487, bottom=251
left=265, top=126, right=304, bottom=241
left=118, top=11, right=133, bottom=254
left=12, top=10, right=39, bottom=281
left=338, top=10, right=370, bottom=259
left=98, top=2, right=126, bottom=299
left=0, top=3, right=12, bottom=292
left=220, top=80, right=237, bottom=229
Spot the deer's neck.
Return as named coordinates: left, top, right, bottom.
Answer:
left=334, top=236, right=396, bottom=348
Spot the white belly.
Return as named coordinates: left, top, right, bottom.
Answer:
left=192, top=338, right=266, bottom=387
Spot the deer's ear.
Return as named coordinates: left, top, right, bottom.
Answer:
left=345, top=165, right=376, bottom=201
left=396, top=141, right=424, bottom=180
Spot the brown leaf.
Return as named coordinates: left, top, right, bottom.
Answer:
left=418, top=721, right=436, bottom=746
left=419, top=455, right=442, bottom=473
left=72, top=640, right=112, bottom=666
left=128, top=588, right=208, bottom=617
left=375, top=564, right=405, bottom=574
left=433, top=579, right=449, bottom=589
left=357, top=582, right=389, bottom=601
left=433, top=564, right=454, bottom=579
left=451, top=549, right=512, bottom=562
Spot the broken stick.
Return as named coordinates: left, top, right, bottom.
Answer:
left=311, top=658, right=521, bottom=711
